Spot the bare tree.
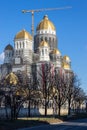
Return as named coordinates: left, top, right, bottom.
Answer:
left=65, top=71, right=75, bottom=115
left=2, top=72, right=26, bottom=120
left=36, top=62, right=54, bottom=116
left=17, top=70, right=42, bottom=117
left=54, top=68, right=68, bottom=116
left=73, top=86, right=86, bottom=112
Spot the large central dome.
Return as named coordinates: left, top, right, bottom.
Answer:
left=34, top=15, right=57, bottom=52
left=36, top=15, right=56, bottom=31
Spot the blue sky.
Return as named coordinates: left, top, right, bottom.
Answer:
left=0, top=0, right=87, bottom=92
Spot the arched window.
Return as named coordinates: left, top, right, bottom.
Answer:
left=21, top=50, right=23, bottom=55
left=7, top=52, right=8, bottom=57
left=23, top=42, right=24, bottom=48
left=45, top=49, right=47, bottom=55
left=42, top=49, right=44, bottom=55
left=17, top=42, right=18, bottom=49
left=49, top=37, right=51, bottom=42
left=16, top=50, right=18, bottom=56
left=45, top=37, right=47, bottom=42
left=53, top=38, right=54, bottom=42
left=19, top=50, right=20, bottom=55
left=37, top=37, right=39, bottom=43
left=20, top=42, right=21, bottom=48
left=9, top=52, right=10, bottom=57
left=41, top=37, right=43, bottom=41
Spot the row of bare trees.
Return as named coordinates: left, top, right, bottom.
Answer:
left=34, top=63, right=87, bottom=116
left=0, top=63, right=87, bottom=120
left=0, top=71, right=42, bottom=120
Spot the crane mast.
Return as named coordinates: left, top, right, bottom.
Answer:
left=22, top=6, right=72, bottom=44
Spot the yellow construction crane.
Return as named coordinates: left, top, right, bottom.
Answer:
left=22, top=6, right=72, bottom=41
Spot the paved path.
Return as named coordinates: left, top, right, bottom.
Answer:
left=18, top=118, right=87, bottom=130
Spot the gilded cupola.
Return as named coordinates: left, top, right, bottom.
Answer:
left=62, top=55, right=71, bottom=70
left=39, top=40, right=49, bottom=47
left=62, top=62, right=71, bottom=70
left=63, top=55, right=71, bottom=63
left=5, top=72, right=18, bottom=85
left=5, top=44, right=13, bottom=51
left=36, top=15, right=56, bottom=31
left=14, top=29, right=32, bottom=40
left=51, top=48, right=61, bottom=55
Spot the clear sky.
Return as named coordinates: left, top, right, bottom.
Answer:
left=0, top=0, right=87, bottom=92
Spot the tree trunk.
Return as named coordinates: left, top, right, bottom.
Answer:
left=11, top=107, right=14, bottom=120
left=45, top=105, right=47, bottom=116
left=58, top=92, right=61, bottom=117
left=28, top=99, right=31, bottom=117
left=28, top=89, right=31, bottom=117
left=45, top=98, right=47, bottom=116
left=5, top=96, right=9, bottom=119
left=5, top=106, right=9, bottom=119
left=68, top=99, right=71, bottom=115
left=58, top=104, right=61, bottom=116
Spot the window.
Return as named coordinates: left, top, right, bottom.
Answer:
left=37, top=37, right=39, bottom=42
left=45, top=37, right=47, bottom=42
left=16, top=50, right=18, bottom=56
left=23, top=42, right=24, bottom=48
left=9, top=53, right=10, bottom=57
left=19, top=50, right=20, bottom=55
left=21, top=50, right=23, bottom=54
left=53, top=38, right=54, bottom=42
left=49, top=37, right=51, bottom=42
left=17, top=42, right=18, bottom=49
left=41, top=37, right=43, bottom=41
left=42, top=49, right=44, bottom=55
left=45, top=49, right=47, bottom=55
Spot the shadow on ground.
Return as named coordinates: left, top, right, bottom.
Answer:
left=0, top=119, right=49, bottom=130
left=1, top=113, right=87, bottom=130
left=49, top=118, right=87, bottom=130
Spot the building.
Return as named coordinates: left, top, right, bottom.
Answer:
left=0, top=14, right=74, bottom=116
left=0, top=15, right=71, bottom=80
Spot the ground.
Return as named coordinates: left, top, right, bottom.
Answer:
left=0, top=113, right=87, bottom=130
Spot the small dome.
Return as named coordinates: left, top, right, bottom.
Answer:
left=39, top=40, right=49, bottom=47
left=15, top=29, right=32, bottom=40
left=62, top=62, right=70, bottom=70
left=5, top=72, right=18, bottom=85
left=51, top=48, right=61, bottom=55
left=36, top=15, right=56, bottom=31
left=5, top=44, right=13, bottom=51
left=63, top=55, right=71, bottom=62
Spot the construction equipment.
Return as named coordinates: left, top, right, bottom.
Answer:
left=22, top=6, right=72, bottom=41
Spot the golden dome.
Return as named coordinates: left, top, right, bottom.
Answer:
left=5, top=44, right=13, bottom=51
left=51, top=48, right=61, bottom=55
left=63, top=55, right=70, bottom=62
left=5, top=72, right=18, bottom=85
left=15, top=29, right=32, bottom=40
left=62, top=62, right=70, bottom=69
left=36, top=15, right=55, bottom=31
left=39, top=40, right=49, bottom=47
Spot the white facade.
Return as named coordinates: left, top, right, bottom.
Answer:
left=39, top=46, right=50, bottom=62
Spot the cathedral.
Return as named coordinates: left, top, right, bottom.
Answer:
left=0, top=15, right=71, bottom=80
